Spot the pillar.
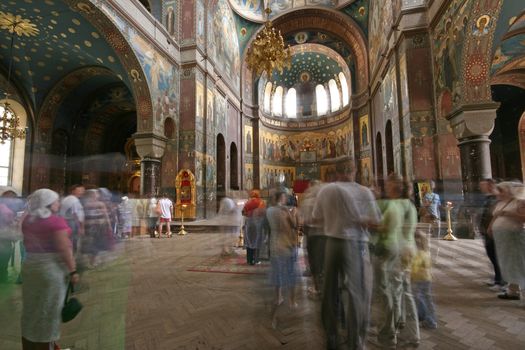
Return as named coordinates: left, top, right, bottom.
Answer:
left=448, top=103, right=499, bottom=197
left=133, top=132, right=167, bottom=196
left=141, top=157, right=161, bottom=196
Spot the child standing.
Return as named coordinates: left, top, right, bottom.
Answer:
left=411, top=230, right=438, bottom=329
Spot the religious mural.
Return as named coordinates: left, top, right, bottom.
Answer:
left=244, top=125, right=253, bottom=154
left=360, top=157, right=372, bottom=186
left=382, top=61, right=398, bottom=121
left=399, top=53, right=410, bottom=117
left=229, top=0, right=339, bottom=22
left=163, top=0, right=178, bottom=38
left=215, top=93, right=227, bottom=133
left=261, top=165, right=296, bottom=189
left=196, top=81, right=205, bottom=132
left=245, top=163, right=254, bottom=190
left=260, top=125, right=353, bottom=163
left=196, top=0, right=206, bottom=48
left=207, top=88, right=215, bottom=134
left=359, top=115, right=370, bottom=149
left=341, top=0, right=369, bottom=36
left=209, top=0, right=241, bottom=94
left=368, top=0, right=394, bottom=72
left=432, top=0, right=473, bottom=117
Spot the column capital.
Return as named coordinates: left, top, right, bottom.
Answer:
left=133, top=132, right=167, bottom=159
left=447, top=103, right=500, bottom=140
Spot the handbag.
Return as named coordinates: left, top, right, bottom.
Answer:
left=62, top=282, right=83, bottom=323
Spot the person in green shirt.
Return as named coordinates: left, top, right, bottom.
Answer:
left=373, top=175, right=420, bottom=349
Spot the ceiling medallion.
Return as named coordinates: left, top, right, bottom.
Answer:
left=0, top=11, right=39, bottom=37
left=245, top=7, right=291, bottom=77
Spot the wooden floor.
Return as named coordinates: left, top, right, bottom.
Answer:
left=1, top=234, right=524, bottom=349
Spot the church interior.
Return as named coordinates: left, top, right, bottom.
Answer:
left=1, top=0, right=525, bottom=349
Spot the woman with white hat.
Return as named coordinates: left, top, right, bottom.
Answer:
left=20, top=189, right=79, bottom=349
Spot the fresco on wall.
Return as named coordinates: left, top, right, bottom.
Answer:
left=163, top=0, right=179, bottom=38
left=126, top=30, right=179, bottom=132
left=294, top=164, right=318, bottom=180
left=261, top=165, right=296, bottom=189
left=340, top=0, right=370, bottom=36
left=245, top=163, right=254, bottom=190
left=196, top=0, right=205, bottom=47
left=207, top=88, right=215, bottom=134
left=196, top=81, right=205, bottom=131
left=260, top=125, right=353, bottom=163
left=399, top=53, right=410, bottom=116
left=244, top=125, right=253, bottom=154
left=234, top=10, right=261, bottom=56
left=215, top=93, right=227, bottom=133
left=383, top=62, right=398, bottom=120
left=432, top=0, right=472, bottom=116
left=369, top=0, right=394, bottom=72
left=230, top=0, right=338, bottom=22
left=360, top=157, right=372, bottom=186
left=209, top=0, right=241, bottom=94
left=359, top=115, right=370, bottom=149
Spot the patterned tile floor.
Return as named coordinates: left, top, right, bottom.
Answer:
left=0, top=234, right=524, bottom=349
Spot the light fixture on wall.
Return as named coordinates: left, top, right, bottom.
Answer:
left=0, top=12, right=36, bottom=143
left=245, top=4, right=291, bottom=77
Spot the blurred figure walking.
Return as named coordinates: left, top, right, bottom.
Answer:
left=412, top=231, right=437, bottom=329
left=313, top=165, right=381, bottom=350
left=59, top=184, right=85, bottom=253
left=82, top=189, right=113, bottom=268
left=299, top=180, right=325, bottom=299
left=242, top=190, right=265, bottom=265
left=266, top=191, right=298, bottom=328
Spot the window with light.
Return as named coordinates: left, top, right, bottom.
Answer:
left=329, top=79, right=341, bottom=112
left=285, top=88, right=297, bottom=118
left=339, top=72, right=350, bottom=107
left=272, top=86, right=283, bottom=117
left=0, top=105, right=13, bottom=186
left=263, top=82, right=272, bottom=113
left=316, top=84, right=328, bottom=116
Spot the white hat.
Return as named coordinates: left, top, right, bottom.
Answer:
left=28, top=189, right=59, bottom=219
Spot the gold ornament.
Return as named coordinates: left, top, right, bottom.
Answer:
left=0, top=11, right=39, bottom=37
left=245, top=7, right=291, bottom=77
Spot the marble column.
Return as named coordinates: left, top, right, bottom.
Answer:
left=141, top=157, right=161, bottom=196
left=448, top=103, right=498, bottom=238
left=448, top=103, right=498, bottom=196
left=133, top=132, right=167, bottom=196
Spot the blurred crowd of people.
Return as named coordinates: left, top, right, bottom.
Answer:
left=0, top=184, right=178, bottom=350
left=236, top=168, right=525, bottom=349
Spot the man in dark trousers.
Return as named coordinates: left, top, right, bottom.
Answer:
left=479, top=178, right=504, bottom=288
left=313, top=165, right=381, bottom=350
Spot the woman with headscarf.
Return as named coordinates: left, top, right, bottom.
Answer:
left=242, top=190, right=265, bottom=265
left=489, top=181, right=525, bottom=304
left=21, top=188, right=79, bottom=349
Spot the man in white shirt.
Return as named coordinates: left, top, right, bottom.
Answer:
left=60, top=184, right=85, bottom=253
left=312, top=165, right=381, bottom=350
left=157, top=194, right=173, bottom=238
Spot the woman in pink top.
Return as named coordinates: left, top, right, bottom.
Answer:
left=21, top=189, right=79, bottom=350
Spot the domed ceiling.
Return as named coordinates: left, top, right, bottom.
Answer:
left=270, top=44, right=350, bottom=89
left=229, top=0, right=358, bottom=22
left=0, top=0, right=130, bottom=108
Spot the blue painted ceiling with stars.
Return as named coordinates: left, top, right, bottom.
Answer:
left=0, top=0, right=129, bottom=109
left=271, top=50, right=344, bottom=89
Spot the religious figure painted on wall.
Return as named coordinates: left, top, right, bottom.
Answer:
left=244, top=125, right=253, bottom=154
left=360, top=157, right=372, bottom=186
left=165, top=4, right=175, bottom=36
left=359, top=115, right=370, bottom=148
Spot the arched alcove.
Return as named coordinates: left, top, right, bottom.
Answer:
left=385, top=120, right=394, bottom=176
left=217, top=134, right=226, bottom=197
left=376, top=132, right=384, bottom=186
left=230, top=142, right=238, bottom=190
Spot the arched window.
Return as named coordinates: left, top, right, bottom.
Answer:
left=272, top=86, right=283, bottom=117
left=315, top=84, right=328, bottom=116
left=285, top=88, right=297, bottom=118
left=339, top=72, right=350, bottom=107
left=329, top=79, right=341, bottom=112
left=263, top=82, right=272, bottom=113
left=0, top=102, right=26, bottom=188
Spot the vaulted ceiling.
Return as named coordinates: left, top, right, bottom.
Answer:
left=0, top=0, right=129, bottom=108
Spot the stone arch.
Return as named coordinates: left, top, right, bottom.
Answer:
left=241, top=8, right=369, bottom=102
left=62, top=0, right=154, bottom=131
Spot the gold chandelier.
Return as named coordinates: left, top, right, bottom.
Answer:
left=0, top=11, right=30, bottom=144
left=245, top=7, right=291, bottom=77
